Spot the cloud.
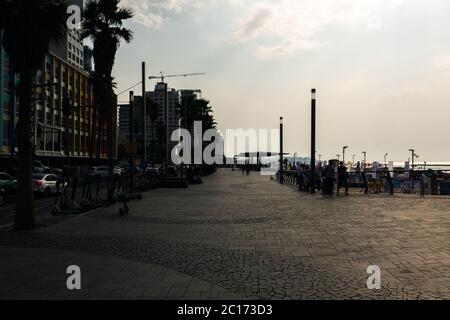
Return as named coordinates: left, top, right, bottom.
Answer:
left=232, top=0, right=405, bottom=58
left=121, top=0, right=209, bottom=28
left=232, top=5, right=272, bottom=42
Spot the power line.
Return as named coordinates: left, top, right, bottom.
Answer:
left=117, top=81, right=142, bottom=96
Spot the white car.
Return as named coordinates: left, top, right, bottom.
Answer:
left=87, top=166, right=122, bottom=178
left=32, top=174, right=65, bottom=197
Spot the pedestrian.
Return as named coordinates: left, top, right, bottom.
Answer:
left=357, top=161, right=368, bottom=194
left=337, top=162, right=349, bottom=196
left=385, top=170, right=394, bottom=196
left=322, top=164, right=334, bottom=196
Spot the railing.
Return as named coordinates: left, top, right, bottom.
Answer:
left=52, top=171, right=158, bottom=216
left=278, top=169, right=450, bottom=197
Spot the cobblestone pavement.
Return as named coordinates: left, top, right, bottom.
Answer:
left=1, top=169, right=450, bottom=299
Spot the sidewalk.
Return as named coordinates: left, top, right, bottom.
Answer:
left=1, top=169, right=450, bottom=299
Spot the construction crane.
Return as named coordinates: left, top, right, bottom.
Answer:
left=148, top=72, right=206, bottom=83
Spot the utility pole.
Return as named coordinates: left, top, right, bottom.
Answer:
left=279, top=117, right=284, bottom=184
left=129, top=91, right=135, bottom=193
left=409, top=149, right=417, bottom=171
left=311, top=89, right=316, bottom=194
left=164, top=82, right=169, bottom=178
left=362, top=151, right=367, bottom=166
left=384, top=153, right=388, bottom=168
left=62, top=90, right=71, bottom=177
left=142, top=62, right=147, bottom=163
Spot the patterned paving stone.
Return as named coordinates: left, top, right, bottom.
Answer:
left=0, top=169, right=449, bottom=299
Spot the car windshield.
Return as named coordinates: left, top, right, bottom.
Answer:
left=32, top=174, right=45, bottom=180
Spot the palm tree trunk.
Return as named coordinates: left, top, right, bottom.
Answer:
left=96, top=117, right=103, bottom=161
left=106, top=85, right=114, bottom=200
left=15, top=71, right=35, bottom=230
left=89, top=108, right=97, bottom=165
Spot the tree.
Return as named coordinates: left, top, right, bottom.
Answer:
left=179, top=97, right=217, bottom=133
left=0, top=0, right=67, bottom=230
left=81, top=0, right=133, bottom=198
left=178, top=97, right=217, bottom=165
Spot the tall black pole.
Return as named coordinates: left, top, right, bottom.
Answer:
left=279, top=117, right=284, bottom=184
left=142, top=62, right=147, bottom=163
left=311, top=89, right=316, bottom=194
left=63, top=90, right=71, bottom=177
left=129, top=91, right=135, bottom=193
left=164, top=82, right=169, bottom=178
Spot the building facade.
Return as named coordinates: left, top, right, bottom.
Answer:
left=0, top=48, right=113, bottom=166
left=33, top=51, right=101, bottom=164
left=118, top=82, right=183, bottom=163
left=0, top=31, right=15, bottom=158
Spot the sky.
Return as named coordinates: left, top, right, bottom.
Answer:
left=112, top=0, right=450, bottom=162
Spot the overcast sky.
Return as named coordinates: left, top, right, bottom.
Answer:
left=113, top=0, right=450, bottom=162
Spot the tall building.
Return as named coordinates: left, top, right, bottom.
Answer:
left=0, top=40, right=115, bottom=167
left=49, top=0, right=84, bottom=70
left=83, top=45, right=94, bottom=73
left=0, top=31, right=16, bottom=158
left=179, top=89, right=202, bottom=100
left=118, top=83, right=182, bottom=163
left=33, top=52, right=97, bottom=163
left=145, top=83, right=181, bottom=155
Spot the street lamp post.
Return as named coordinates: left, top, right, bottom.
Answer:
left=362, top=151, right=367, bottom=166
left=129, top=91, right=135, bottom=193
left=409, top=149, right=418, bottom=171
left=352, top=154, right=356, bottom=165
left=293, top=153, right=297, bottom=166
left=384, top=153, right=389, bottom=168
left=142, top=61, right=147, bottom=163
left=279, top=117, right=284, bottom=184
left=310, top=89, right=316, bottom=194
left=342, top=146, right=348, bottom=164
left=336, top=154, right=341, bottom=162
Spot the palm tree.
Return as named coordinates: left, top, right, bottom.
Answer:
left=0, top=0, right=67, bottom=230
left=179, top=97, right=217, bottom=133
left=81, top=0, right=133, bottom=198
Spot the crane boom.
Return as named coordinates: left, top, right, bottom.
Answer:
left=148, top=72, right=206, bottom=82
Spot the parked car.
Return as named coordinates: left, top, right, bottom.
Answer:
left=0, top=172, right=17, bottom=194
left=32, top=174, right=65, bottom=197
left=87, top=166, right=122, bottom=178
left=33, top=160, right=62, bottom=175
left=33, top=160, right=51, bottom=173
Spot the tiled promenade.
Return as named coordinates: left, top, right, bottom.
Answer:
left=1, top=169, right=450, bottom=299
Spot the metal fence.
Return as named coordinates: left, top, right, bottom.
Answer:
left=278, top=169, right=450, bottom=196
left=52, top=171, right=157, bottom=216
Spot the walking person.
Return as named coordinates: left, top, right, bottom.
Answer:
left=356, top=161, right=368, bottom=194
left=337, top=162, right=349, bottom=196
